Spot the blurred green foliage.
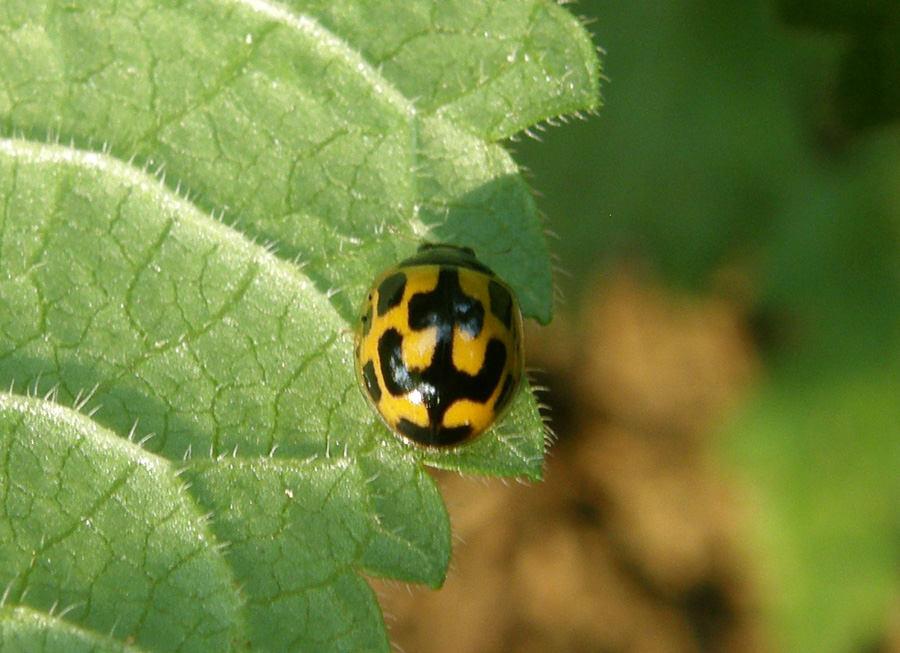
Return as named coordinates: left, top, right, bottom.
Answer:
left=513, top=1, right=900, bottom=651
left=779, top=0, right=900, bottom=129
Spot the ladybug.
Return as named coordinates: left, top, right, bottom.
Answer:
left=355, top=243, right=524, bottom=448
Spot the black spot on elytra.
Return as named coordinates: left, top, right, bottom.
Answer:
left=362, top=360, right=381, bottom=402
left=378, top=328, right=415, bottom=396
left=376, top=271, right=406, bottom=316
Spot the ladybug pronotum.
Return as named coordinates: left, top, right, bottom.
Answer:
left=355, top=243, right=524, bottom=448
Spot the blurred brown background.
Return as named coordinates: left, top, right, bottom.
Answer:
left=376, top=1, right=900, bottom=651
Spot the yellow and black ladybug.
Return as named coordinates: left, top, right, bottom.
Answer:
left=355, top=243, right=524, bottom=448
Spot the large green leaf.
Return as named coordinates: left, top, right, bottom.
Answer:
left=0, top=0, right=601, bottom=650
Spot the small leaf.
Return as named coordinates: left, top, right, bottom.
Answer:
left=355, top=445, right=451, bottom=585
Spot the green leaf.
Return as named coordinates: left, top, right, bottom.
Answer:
left=183, top=458, right=413, bottom=650
left=291, top=0, right=602, bottom=140
left=0, top=138, right=358, bottom=462
left=0, top=0, right=601, bottom=649
left=0, top=606, right=143, bottom=653
left=0, top=0, right=600, bottom=324
left=0, top=393, right=242, bottom=652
